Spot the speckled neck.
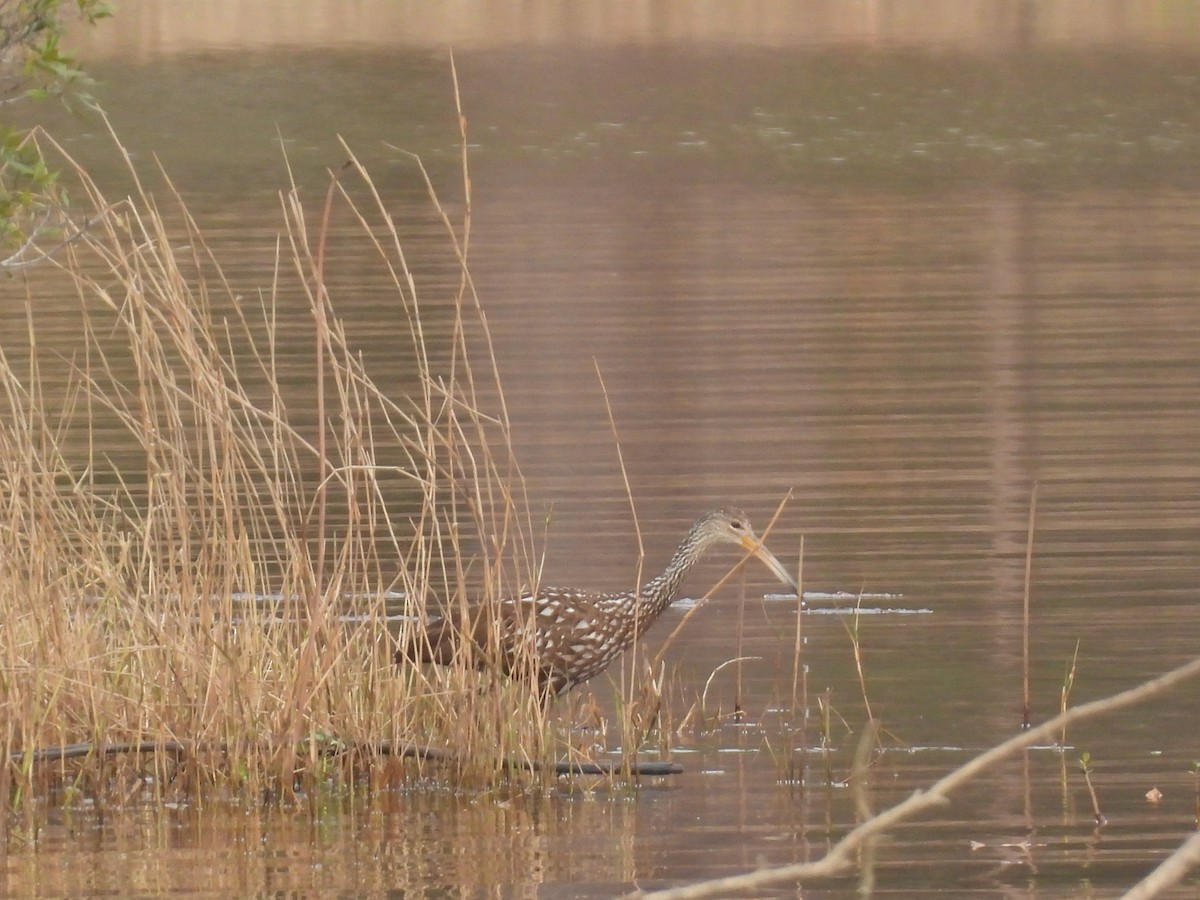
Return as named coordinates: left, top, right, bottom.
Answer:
left=630, top=521, right=715, bottom=637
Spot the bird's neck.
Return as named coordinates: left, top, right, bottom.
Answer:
left=632, top=539, right=704, bottom=633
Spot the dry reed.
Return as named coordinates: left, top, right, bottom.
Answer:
left=1023, top=480, right=1038, bottom=729
left=0, top=113, right=565, bottom=813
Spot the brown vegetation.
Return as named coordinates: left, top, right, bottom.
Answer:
left=0, top=116, right=576, bottom=813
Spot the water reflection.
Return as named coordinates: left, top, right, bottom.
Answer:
left=5, top=7, right=1200, bottom=898
left=65, top=0, right=1200, bottom=55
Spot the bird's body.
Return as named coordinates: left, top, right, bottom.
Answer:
left=398, top=509, right=797, bottom=696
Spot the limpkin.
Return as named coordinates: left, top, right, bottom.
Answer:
left=396, top=508, right=798, bottom=697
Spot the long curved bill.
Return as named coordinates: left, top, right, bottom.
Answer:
left=738, top=534, right=800, bottom=592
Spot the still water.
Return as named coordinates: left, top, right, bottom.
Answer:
left=4, top=3, right=1200, bottom=896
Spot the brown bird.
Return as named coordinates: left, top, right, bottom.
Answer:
left=397, top=508, right=798, bottom=697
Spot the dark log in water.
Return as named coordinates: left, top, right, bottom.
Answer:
left=10, top=739, right=683, bottom=778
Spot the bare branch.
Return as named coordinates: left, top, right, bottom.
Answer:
left=627, top=656, right=1200, bottom=900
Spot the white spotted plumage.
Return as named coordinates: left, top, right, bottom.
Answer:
left=398, top=508, right=798, bottom=697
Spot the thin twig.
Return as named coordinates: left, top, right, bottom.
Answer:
left=1118, top=829, right=1200, bottom=900
left=626, top=656, right=1200, bottom=899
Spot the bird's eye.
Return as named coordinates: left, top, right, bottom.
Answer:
left=730, top=519, right=744, bottom=530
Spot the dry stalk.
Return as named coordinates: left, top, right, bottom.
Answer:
left=1060, top=639, right=1080, bottom=744
left=1023, top=481, right=1038, bottom=729
left=592, top=360, right=650, bottom=753
left=848, top=591, right=873, bottom=721
left=790, top=535, right=806, bottom=717
left=0, top=92, right=555, bottom=801
left=1077, top=751, right=1107, bottom=826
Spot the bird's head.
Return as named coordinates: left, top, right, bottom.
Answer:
left=692, top=508, right=798, bottom=591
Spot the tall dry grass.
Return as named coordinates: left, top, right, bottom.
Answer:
left=0, top=117, right=561, bottom=812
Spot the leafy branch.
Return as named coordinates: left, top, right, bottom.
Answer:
left=0, top=0, right=110, bottom=261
